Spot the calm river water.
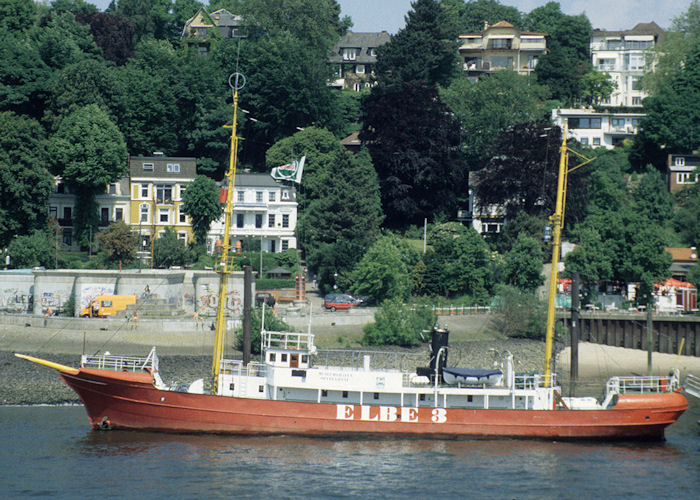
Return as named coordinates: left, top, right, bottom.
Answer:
left=1, top=402, right=699, bottom=499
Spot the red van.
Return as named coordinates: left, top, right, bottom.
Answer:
left=323, top=294, right=356, bottom=311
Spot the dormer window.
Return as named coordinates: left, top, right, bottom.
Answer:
left=675, top=157, right=686, bottom=167
left=143, top=162, right=154, bottom=172
left=342, top=48, right=358, bottom=61
left=167, top=163, right=180, bottom=173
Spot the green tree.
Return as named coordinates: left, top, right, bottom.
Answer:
left=461, top=0, right=523, bottom=31
left=0, top=0, right=37, bottom=32
left=50, top=0, right=98, bottom=15
left=633, top=166, right=674, bottom=227
left=182, top=174, right=221, bottom=245
left=7, top=231, right=54, bottom=269
left=579, top=70, right=616, bottom=106
left=240, top=0, right=346, bottom=54
left=267, top=128, right=382, bottom=281
left=265, top=126, right=346, bottom=207
left=34, top=11, right=101, bottom=70
left=361, top=298, right=436, bottom=347
left=96, top=221, right=137, bottom=266
left=422, top=223, right=491, bottom=300
left=490, top=211, right=545, bottom=255
left=674, top=181, right=700, bottom=247
left=361, top=82, right=467, bottom=227
left=532, top=8, right=592, bottom=103
left=572, top=199, right=671, bottom=302
left=300, top=148, right=384, bottom=285
left=154, top=227, right=191, bottom=268
left=350, top=234, right=414, bottom=303
left=232, top=32, right=337, bottom=167
left=440, top=70, right=551, bottom=167
left=633, top=45, right=700, bottom=168
left=490, top=284, right=547, bottom=340
left=644, top=1, right=700, bottom=96
left=503, top=233, right=544, bottom=292
left=374, top=0, right=459, bottom=88
left=0, top=112, right=54, bottom=248
left=47, top=103, right=127, bottom=247
left=45, top=58, right=121, bottom=131
left=564, top=226, right=613, bottom=297
left=0, top=28, right=51, bottom=116
left=114, top=0, right=178, bottom=43
left=523, top=1, right=562, bottom=33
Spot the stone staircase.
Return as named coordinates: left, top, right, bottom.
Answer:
left=125, top=297, right=186, bottom=318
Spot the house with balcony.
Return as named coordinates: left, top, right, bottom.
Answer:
left=551, top=108, right=645, bottom=149
left=207, top=173, right=297, bottom=255
left=667, top=153, right=700, bottom=193
left=128, top=155, right=196, bottom=257
left=590, top=22, right=664, bottom=107
left=461, top=174, right=506, bottom=236
left=458, top=21, right=547, bottom=81
left=181, top=8, right=244, bottom=56
left=48, top=177, right=130, bottom=250
left=328, top=31, right=390, bottom=91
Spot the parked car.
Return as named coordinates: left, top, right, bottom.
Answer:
left=255, top=292, right=276, bottom=308
left=353, top=295, right=371, bottom=307
left=323, top=293, right=356, bottom=311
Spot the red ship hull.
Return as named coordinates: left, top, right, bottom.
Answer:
left=59, top=368, right=688, bottom=440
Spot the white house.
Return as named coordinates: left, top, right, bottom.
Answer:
left=551, top=108, right=645, bottom=149
left=589, top=22, right=664, bottom=107
left=208, top=173, right=298, bottom=254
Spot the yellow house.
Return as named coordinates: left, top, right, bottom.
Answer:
left=128, top=154, right=197, bottom=258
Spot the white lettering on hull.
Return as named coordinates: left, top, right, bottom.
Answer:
left=335, top=404, right=446, bottom=424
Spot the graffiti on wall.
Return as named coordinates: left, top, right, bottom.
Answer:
left=0, top=288, right=31, bottom=313
left=40, top=292, right=63, bottom=311
left=80, top=283, right=115, bottom=309
left=198, top=290, right=242, bottom=316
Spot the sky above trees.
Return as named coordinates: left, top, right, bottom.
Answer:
left=88, top=0, right=693, bottom=33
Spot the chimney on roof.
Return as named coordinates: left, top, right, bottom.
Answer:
left=484, top=21, right=489, bottom=31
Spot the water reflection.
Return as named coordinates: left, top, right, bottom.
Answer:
left=2, top=402, right=699, bottom=499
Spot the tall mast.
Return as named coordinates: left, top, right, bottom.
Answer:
left=543, top=121, right=595, bottom=383
left=212, top=73, right=246, bottom=390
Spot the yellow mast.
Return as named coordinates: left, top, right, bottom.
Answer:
left=212, top=73, right=245, bottom=390
left=543, top=120, right=595, bottom=383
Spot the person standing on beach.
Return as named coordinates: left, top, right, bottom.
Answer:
left=43, top=307, right=52, bottom=327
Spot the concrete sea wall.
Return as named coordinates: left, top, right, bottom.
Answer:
left=0, top=269, right=248, bottom=317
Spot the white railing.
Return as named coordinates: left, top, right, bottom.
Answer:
left=316, top=349, right=424, bottom=372
left=262, top=330, right=315, bottom=351
left=514, top=373, right=555, bottom=390
left=220, top=359, right=266, bottom=378
left=684, top=373, right=700, bottom=399
left=606, top=373, right=679, bottom=394
left=81, top=346, right=158, bottom=372
left=431, top=305, right=492, bottom=316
